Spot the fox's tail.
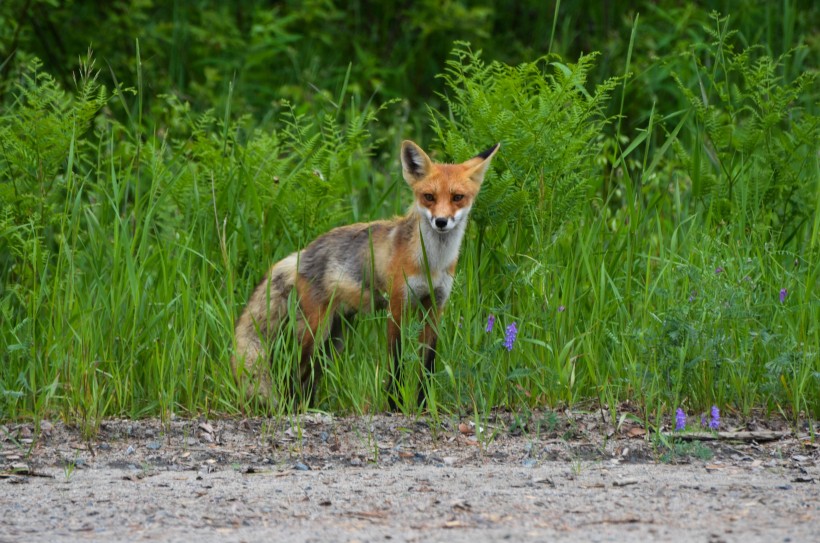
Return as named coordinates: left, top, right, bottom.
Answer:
left=232, top=253, right=299, bottom=399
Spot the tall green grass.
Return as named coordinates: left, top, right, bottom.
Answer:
left=1, top=12, right=817, bottom=433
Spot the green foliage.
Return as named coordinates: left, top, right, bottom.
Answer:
left=0, top=0, right=497, bottom=115
left=432, top=43, right=618, bottom=241
left=674, top=12, right=818, bottom=247
left=0, top=54, right=105, bottom=243
left=659, top=438, right=714, bottom=463
left=0, top=2, right=818, bottom=428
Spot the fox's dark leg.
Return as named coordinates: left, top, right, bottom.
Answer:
left=298, top=333, right=319, bottom=401
left=417, top=294, right=443, bottom=407
left=386, top=288, right=405, bottom=411
left=294, top=278, right=333, bottom=404
left=326, top=311, right=353, bottom=354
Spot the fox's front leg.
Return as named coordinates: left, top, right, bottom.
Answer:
left=386, top=287, right=405, bottom=409
left=417, top=294, right=443, bottom=406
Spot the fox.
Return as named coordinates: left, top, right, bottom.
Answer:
left=233, top=139, right=500, bottom=406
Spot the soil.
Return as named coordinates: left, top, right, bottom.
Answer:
left=1, top=410, right=817, bottom=542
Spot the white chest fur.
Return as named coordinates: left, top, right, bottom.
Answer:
left=416, top=214, right=466, bottom=271
left=404, top=272, right=454, bottom=305
left=402, top=218, right=465, bottom=304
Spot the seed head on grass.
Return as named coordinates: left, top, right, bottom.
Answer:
left=675, top=408, right=686, bottom=431
left=503, top=322, right=518, bottom=351
left=485, top=314, right=495, bottom=333
left=709, top=406, right=720, bottom=429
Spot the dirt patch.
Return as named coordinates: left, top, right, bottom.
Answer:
left=1, top=411, right=817, bottom=542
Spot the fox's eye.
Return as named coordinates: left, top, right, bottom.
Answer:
left=423, top=193, right=435, bottom=202
left=452, top=194, right=464, bottom=202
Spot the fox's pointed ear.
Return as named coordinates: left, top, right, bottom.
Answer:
left=475, top=143, right=501, bottom=161
left=465, top=143, right=500, bottom=184
left=401, top=140, right=433, bottom=185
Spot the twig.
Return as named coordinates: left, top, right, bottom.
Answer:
left=667, top=430, right=791, bottom=443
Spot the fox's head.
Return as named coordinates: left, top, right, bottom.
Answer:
left=401, top=140, right=500, bottom=234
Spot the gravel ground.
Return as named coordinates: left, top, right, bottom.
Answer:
left=1, top=412, right=817, bottom=542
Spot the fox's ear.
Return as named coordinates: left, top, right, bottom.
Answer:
left=401, top=140, right=433, bottom=184
left=475, top=143, right=501, bottom=161
left=465, top=143, right=500, bottom=184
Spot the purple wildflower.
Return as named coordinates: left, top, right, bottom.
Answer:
left=701, top=414, right=707, bottom=428
left=503, top=322, right=518, bottom=352
left=779, top=288, right=787, bottom=304
left=557, top=305, right=566, bottom=313
left=675, top=408, right=686, bottom=431
left=709, top=406, right=720, bottom=430
left=715, top=266, right=724, bottom=274
left=485, top=314, right=495, bottom=333
left=688, top=291, right=697, bottom=303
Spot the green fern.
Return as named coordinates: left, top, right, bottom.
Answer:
left=431, top=43, right=618, bottom=243
left=675, top=12, right=818, bottom=246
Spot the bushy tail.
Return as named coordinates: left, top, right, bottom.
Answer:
left=232, top=254, right=299, bottom=399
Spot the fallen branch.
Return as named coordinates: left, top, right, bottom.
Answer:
left=667, top=430, right=791, bottom=443
left=0, top=469, right=55, bottom=479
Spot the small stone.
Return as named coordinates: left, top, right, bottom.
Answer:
left=39, top=421, right=54, bottom=435
left=198, top=422, right=215, bottom=434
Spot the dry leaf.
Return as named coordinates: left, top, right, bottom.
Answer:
left=627, top=427, right=646, bottom=438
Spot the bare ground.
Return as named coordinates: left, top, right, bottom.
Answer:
left=1, top=411, right=817, bottom=542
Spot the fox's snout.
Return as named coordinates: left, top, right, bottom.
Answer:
left=424, top=211, right=459, bottom=233
left=433, top=217, right=451, bottom=231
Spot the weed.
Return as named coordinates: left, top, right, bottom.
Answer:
left=660, top=440, right=715, bottom=463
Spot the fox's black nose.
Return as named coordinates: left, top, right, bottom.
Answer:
left=435, top=218, right=448, bottom=229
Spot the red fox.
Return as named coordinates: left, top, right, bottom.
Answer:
left=233, top=140, right=499, bottom=405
